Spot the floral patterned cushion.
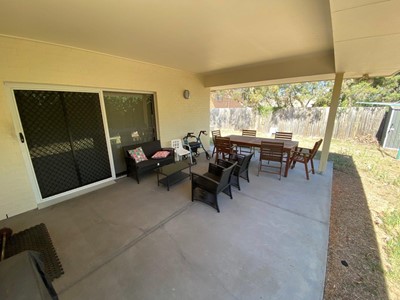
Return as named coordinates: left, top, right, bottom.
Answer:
left=128, top=147, right=148, bottom=163
left=152, top=151, right=170, bottom=159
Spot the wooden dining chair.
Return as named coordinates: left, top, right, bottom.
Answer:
left=211, top=129, right=221, bottom=158
left=240, top=129, right=256, bottom=154
left=290, top=139, right=323, bottom=180
left=275, top=131, right=293, bottom=140
left=258, top=141, right=284, bottom=180
left=274, top=131, right=293, bottom=165
left=242, top=129, right=257, bottom=137
left=214, top=136, right=235, bottom=163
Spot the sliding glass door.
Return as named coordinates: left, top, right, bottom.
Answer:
left=14, top=90, right=112, bottom=198
left=103, top=92, right=157, bottom=176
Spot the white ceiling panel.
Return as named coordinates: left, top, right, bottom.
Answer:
left=1, top=0, right=399, bottom=87
left=331, top=0, right=400, bottom=42
left=334, top=34, right=400, bottom=76
left=330, top=0, right=400, bottom=80
left=0, top=0, right=333, bottom=75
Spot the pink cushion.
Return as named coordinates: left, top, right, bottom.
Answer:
left=128, top=147, right=148, bottom=163
left=152, top=151, right=170, bottom=159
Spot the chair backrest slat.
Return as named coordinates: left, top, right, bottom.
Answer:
left=242, top=129, right=256, bottom=137
left=211, top=130, right=222, bottom=144
left=171, top=139, right=183, bottom=150
left=215, top=136, right=231, bottom=152
left=310, top=139, right=323, bottom=159
left=216, top=162, right=237, bottom=193
left=211, top=130, right=221, bottom=138
left=260, top=141, right=284, bottom=162
left=238, top=152, right=253, bottom=173
left=227, top=152, right=253, bottom=174
left=275, top=132, right=293, bottom=140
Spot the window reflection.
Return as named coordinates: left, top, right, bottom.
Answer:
left=104, top=92, right=156, bottom=176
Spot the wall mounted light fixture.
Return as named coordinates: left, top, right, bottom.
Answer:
left=183, top=90, right=190, bottom=99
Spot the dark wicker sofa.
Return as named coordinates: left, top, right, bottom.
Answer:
left=123, top=140, right=175, bottom=183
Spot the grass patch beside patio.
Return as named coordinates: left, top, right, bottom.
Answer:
left=314, top=138, right=400, bottom=299
left=383, top=210, right=400, bottom=281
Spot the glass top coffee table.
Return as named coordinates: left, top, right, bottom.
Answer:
left=156, top=161, right=191, bottom=191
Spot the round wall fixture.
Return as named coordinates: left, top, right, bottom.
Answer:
left=183, top=90, right=190, bottom=99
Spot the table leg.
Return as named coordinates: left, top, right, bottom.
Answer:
left=284, top=149, right=290, bottom=177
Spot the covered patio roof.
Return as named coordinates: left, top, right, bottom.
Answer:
left=1, top=0, right=399, bottom=88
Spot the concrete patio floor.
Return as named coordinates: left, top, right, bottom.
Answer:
left=0, top=155, right=333, bottom=300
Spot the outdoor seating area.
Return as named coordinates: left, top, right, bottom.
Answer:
left=213, top=130, right=321, bottom=180
left=170, top=128, right=324, bottom=212
left=0, top=154, right=333, bottom=299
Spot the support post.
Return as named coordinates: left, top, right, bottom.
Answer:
left=318, top=73, right=344, bottom=173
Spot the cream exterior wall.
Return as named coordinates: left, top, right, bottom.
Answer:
left=0, top=36, right=210, bottom=220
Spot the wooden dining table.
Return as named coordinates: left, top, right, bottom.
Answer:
left=226, top=135, right=299, bottom=177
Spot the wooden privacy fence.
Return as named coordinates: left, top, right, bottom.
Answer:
left=210, top=107, right=387, bottom=140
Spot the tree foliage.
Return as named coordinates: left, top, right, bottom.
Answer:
left=211, top=75, right=400, bottom=109
left=340, top=75, right=400, bottom=107
left=104, top=94, right=152, bottom=113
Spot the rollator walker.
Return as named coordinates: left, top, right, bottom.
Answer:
left=182, top=131, right=211, bottom=163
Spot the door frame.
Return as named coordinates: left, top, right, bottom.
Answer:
left=5, top=82, right=121, bottom=206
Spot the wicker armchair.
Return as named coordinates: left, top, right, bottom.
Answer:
left=191, top=161, right=237, bottom=213
left=217, top=153, right=254, bottom=190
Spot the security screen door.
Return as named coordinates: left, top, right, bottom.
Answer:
left=103, top=91, right=156, bottom=176
left=14, top=90, right=112, bottom=199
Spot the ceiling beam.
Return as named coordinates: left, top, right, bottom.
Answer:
left=203, top=50, right=335, bottom=88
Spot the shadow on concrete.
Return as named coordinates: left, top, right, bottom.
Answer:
left=321, top=152, right=389, bottom=299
